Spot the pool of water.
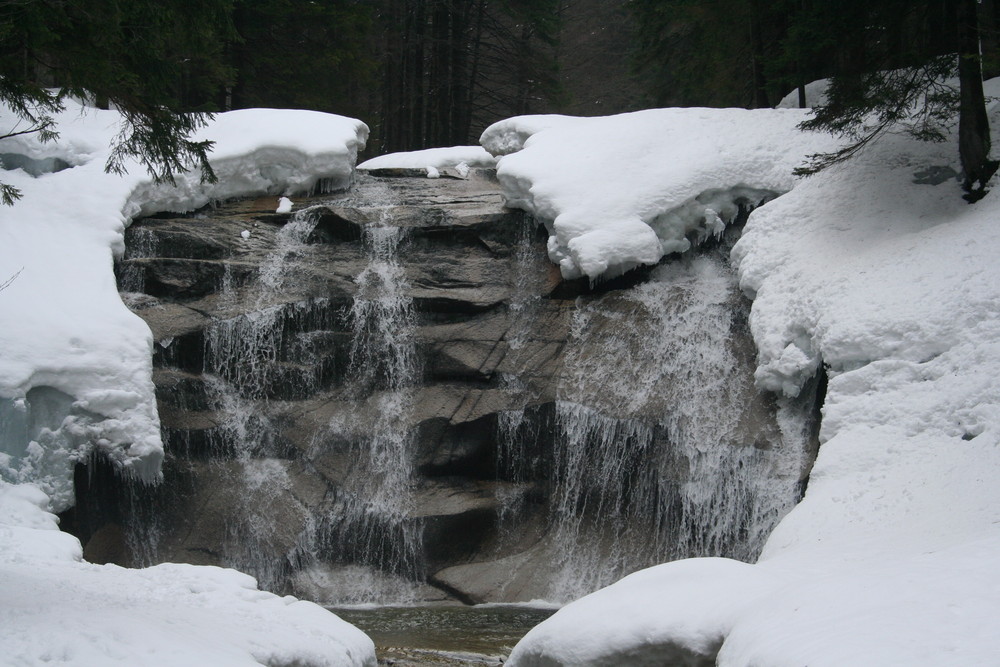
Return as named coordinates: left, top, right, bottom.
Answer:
left=331, top=604, right=556, bottom=665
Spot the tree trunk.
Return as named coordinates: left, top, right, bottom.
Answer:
left=957, top=0, right=997, bottom=197
left=749, top=0, right=770, bottom=108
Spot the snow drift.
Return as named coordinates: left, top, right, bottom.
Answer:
left=480, top=108, right=840, bottom=280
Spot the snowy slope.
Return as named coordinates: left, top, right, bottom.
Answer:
left=498, top=87, right=1000, bottom=664
left=0, top=482, right=377, bottom=667
left=0, top=100, right=367, bottom=511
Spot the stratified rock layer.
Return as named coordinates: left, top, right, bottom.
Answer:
left=80, top=170, right=818, bottom=604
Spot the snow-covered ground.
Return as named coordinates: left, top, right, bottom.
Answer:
left=494, top=85, right=1000, bottom=665
left=0, top=100, right=373, bottom=665
left=0, top=482, right=376, bottom=666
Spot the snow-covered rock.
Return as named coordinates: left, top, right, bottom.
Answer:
left=0, top=481, right=376, bottom=667
left=357, top=144, right=496, bottom=176
left=480, top=108, right=840, bottom=280
left=0, top=100, right=367, bottom=511
left=504, top=85, right=1000, bottom=665
left=508, top=558, right=782, bottom=666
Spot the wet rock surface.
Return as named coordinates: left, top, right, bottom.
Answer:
left=82, top=169, right=819, bottom=604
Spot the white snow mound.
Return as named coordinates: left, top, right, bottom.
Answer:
left=357, top=145, right=497, bottom=176
left=480, top=108, right=841, bottom=280
left=0, top=481, right=376, bottom=667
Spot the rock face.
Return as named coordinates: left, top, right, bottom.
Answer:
left=77, top=169, right=821, bottom=604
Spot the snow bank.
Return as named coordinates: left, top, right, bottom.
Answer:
left=505, top=87, right=1000, bottom=665
left=480, top=108, right=840, bottom=280
left=0, top=481, right=376, bottom=666
left=0, top=100, right=367, bottom=511
left=508, top=558, right=781, bottom=666
left=357, top=145, right=496, bottom=176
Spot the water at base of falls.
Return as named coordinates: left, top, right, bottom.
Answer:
left=333, top=604, right=555, bottom=666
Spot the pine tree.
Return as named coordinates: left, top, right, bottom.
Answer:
left=628, top=0, right=796, bottom=108
left=227, top=0, right=375, bottom=119
left=790, top=0, right=998, bottom=200
left=0, top=0, right=236, bottom=203
left=370, top=0, right=562, bottom=153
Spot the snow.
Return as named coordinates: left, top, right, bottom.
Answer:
left=276, top=196, right=293, bottom=213
left=502, top=81, right=1000, bottom=665
left=0, top=99, right=367, bottom=511
left=775, top=78, right=830, bottom=108
left=357, top=144, right=497, bottom=176
left=0, top=481, right=376, bottom=667
left=480, top=108, right=841, bottom=280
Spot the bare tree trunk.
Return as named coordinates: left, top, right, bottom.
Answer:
left=749, top=0, right=769, bottom=108
left=461, top=0, right=485, bottom=141
left=957, top=0, right=997, bottom=198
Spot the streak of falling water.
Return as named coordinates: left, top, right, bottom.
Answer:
left=117, top=226, right=158, bottom=295
left=198, top=208, right=327, bottom=590
left=495, top=217, right=552, bottom=542
left=540, top=254, right=805, bottom=602
left=309, top=191, right=423, bottom=605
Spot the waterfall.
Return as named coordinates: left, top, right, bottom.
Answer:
left=506, top=252, right=807, bottom=602
left=110, top=174, right=816, bottom=607
left=305, top=214, right=424, bottom=605
left=198, top=209, right=329, bottom=590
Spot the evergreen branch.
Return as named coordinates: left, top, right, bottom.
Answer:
left=793, top=117, right=894, bottom=176
left=0, top=115, right=57, bottom=145
left=796, top=57, right=960, bottom=176
left=0, top=181, right=20, bottom=204
left=106, top=108, right=217, bottom=185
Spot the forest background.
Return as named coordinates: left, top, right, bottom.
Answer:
left=3, top=0, right=1000, bottom=164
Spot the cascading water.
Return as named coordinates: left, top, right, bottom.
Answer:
left=109, top=173, right=818, bottom=609
left=495, top=218, right=550, bottom=529
left=303, top=208, right=424, bottom=604
left=200, top=209, right=329, bottom=590
left=500, top=249, right=808, bottom=602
